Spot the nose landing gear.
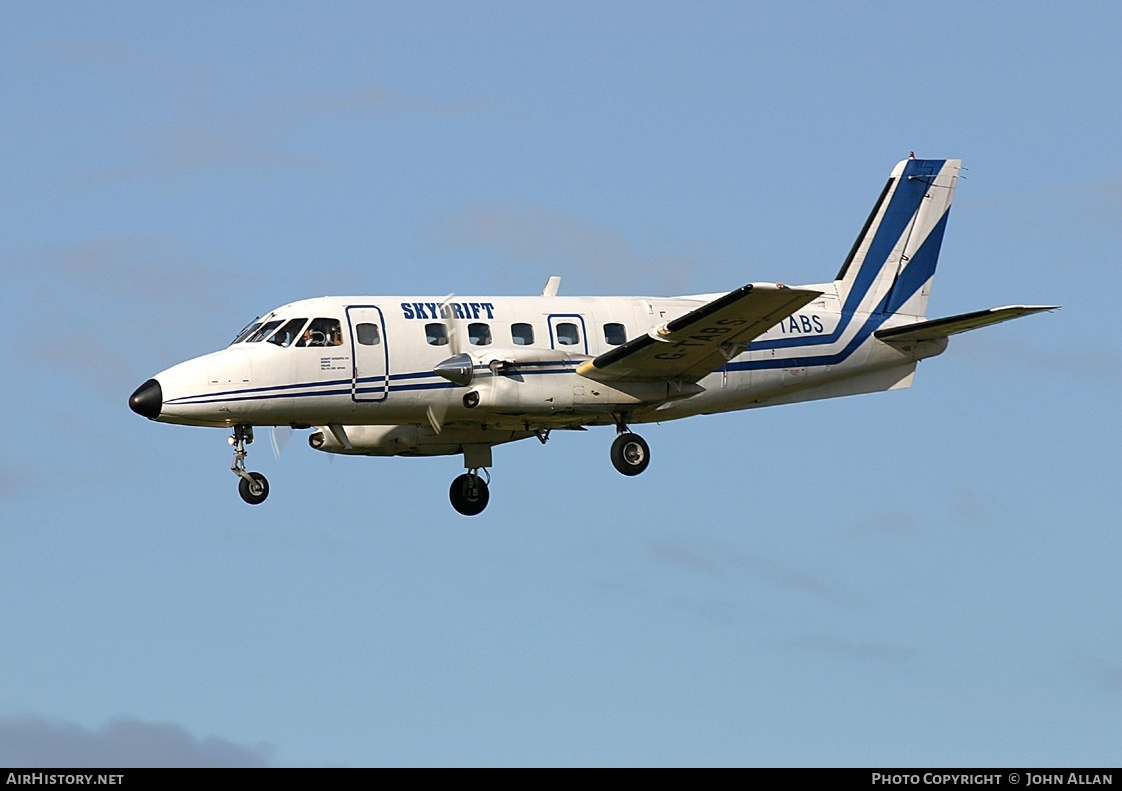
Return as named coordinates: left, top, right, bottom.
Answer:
left=230, top=425, right=269, bottom=505
left=238, top=472, right=270, bottom=505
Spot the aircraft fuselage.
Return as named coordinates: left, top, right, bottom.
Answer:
left=146, top=289, right=935, bottom=434
left=127, top=157, right=1051, bottom=514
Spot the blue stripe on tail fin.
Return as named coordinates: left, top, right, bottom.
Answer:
left=836, top=158, right=960, bottom=319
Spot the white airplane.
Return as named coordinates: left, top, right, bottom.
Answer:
left=129, top=157, right=1055, bottom=515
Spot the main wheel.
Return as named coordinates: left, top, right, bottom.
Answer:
left=238, top=472, right=270, bottom=505
left=449, top=473, right=489, bottom=516
left=611, top=432, right=650, bottom=476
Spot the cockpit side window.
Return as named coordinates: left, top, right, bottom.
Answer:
left=246, top=320, right=283, bottom=342
left=296, top=318, right=343, bottom=347
left=268, top=318, right=308, bottom=347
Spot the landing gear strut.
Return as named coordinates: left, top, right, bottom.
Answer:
left=610, top=416, right=650, bottom=476
left=230, top=425, right=269, bottom=505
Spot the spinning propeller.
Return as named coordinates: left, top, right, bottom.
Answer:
left=428, top=294, right=473, bottom=434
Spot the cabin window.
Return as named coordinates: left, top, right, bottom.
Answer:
left=511, top=323, right=534, bottom=345
left=356, top=323, right=381, bottom=345
left=246, top=320, right=283, bottom=343
left=555, top=322, right=580, bottom=346
left=468, top=322, right=492, bottom=346
left=603, top=323, right=627, bottom=346
left=268, top=318, right=308, bottom=347
left=297, top=318, right=343, bottom=347
left=426, top=323, right=448, bottom=346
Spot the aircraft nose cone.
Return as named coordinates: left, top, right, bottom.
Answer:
left=128, top=379, right=163, bottom=420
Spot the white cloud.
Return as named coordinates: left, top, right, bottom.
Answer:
left=954, top=334, right=1121, bottom=383
left=0, top=716, right=272, bottom=768
left=293, top=82, right=493, bottom=117
left=429, top=204, right=704, bottom=294
left=3, top=236, right=244, bottom=395
left=39, top=42, right=488, bottom=181
left=0, top=467, right=30, bottom=499
left=844, top=508, right=923, bottom=540
left=785, top=634, right=917, bottom=665
left=651, top=537, right=864, bottom=608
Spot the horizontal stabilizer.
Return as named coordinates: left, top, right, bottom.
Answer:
left=578, top=283, right=821, bottom=382
left=875, top=305, right=1059, bottom=343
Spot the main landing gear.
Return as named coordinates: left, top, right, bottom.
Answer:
left=449, top=444, right=492, bottom=516
left=449, top=470, right=489, bottom=516
left=610, top=417, right=650, bottom=477
left=442, top=423, right=650, bottom=515
left=230, top=425, right=269, bottom=505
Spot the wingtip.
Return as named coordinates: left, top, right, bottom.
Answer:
left=752, top=282, right=825, bottom=298
left=992, top=304, right=1062, bottom=314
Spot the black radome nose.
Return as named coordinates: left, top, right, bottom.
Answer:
left=129, top=379, right=163, bottom=419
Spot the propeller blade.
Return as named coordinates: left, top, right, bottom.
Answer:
left=440, top=293, right=460, bottom=355
left=426, top=403, right=447, bottom=435
left=269, top=425, right=293, bottom=459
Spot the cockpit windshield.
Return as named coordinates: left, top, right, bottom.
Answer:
left=245, top=320, right=284, bottom=343
left=230, top=315, right=343, bottom=347
left=231, top=318, right=262, bottom=345
left=268, top=318, right=308, bottom=347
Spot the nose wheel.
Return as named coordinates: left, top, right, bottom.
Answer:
left=238, top=472, right=269, bottom=505
left=230, top=425, right=270, bottom=505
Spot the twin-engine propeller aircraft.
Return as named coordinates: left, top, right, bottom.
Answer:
left=129, top=157, right=1054, bottom=515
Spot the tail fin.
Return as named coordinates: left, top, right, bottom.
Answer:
left=835, top=158, right=961, bottom=319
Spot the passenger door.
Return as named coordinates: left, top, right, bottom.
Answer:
left=346, top=305, right=388, bottom=402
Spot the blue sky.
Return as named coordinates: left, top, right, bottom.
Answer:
left=1, top=1, right=1119, bottom=767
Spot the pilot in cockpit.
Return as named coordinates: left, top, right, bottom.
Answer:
left=297, top=318, right=344, bottom=348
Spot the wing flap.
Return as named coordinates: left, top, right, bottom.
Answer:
left=578, top=283, right=822, bottom=382
left=875, top=305, right=1059, bottom=343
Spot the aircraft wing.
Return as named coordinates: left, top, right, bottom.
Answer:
left=875, top=305, right=1059, bottom=344
left=577, top=283, right=822, bottom=383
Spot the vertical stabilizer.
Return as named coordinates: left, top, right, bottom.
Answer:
left=835, top=158, right=961, bottom=318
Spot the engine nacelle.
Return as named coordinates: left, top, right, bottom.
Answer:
left=309, top=425, right=421, bottom=456
left=308, top=424, right=531, bottom=457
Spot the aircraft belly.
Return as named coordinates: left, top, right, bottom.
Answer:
left=310, top=423, right=535, bottom=456
left=645, top=338, right=914, bottom=421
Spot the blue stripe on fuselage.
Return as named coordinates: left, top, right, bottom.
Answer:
left=163, top=376, right=355, bottom=404
left=165, top=361, right=581, bottom=406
